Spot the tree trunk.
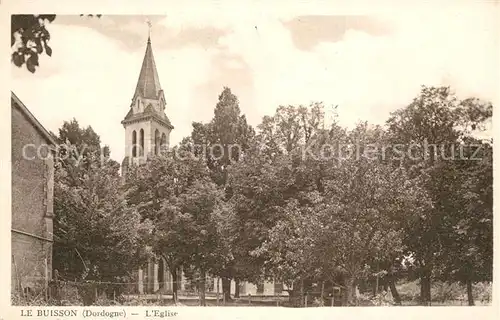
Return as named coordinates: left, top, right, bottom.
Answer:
left=199, top=269, right=206, bottom=306
left=288, top=280, right=301, bottom=307
left=216, top=277, right=220, bottom=304
left=344, top=276, right=356, bottom=306
left=171, top=268, right=178, bottom=303
left=222, top=277, right=231, bottom=301
left=419, top=270, right=431, bottom=306
left=300, top=279, right=306, bottom=307
left=387, top=276, right=401, bottom=305
left=466, top=279, right=475, bottom=306
left=235, top=279, right=240, bottom=298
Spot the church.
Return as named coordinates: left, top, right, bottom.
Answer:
left=121, top=34, right=282, bottom=297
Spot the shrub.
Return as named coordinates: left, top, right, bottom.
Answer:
left=396, top=280, right=420, bottom=302
left=431, top=281, right=463, bottom=302
left=357, top=291, right=395, bottom=306
left=312, top=297, right=324, bottom=307
left=473, top=282, right=492, bottom=304
left=11, top=292, right=49, bottom=306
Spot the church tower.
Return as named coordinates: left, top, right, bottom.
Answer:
left=121, top=35, right=174, bottom=172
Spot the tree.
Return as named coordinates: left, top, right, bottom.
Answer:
left=228, top=149, right=296, bottom=284
left=435, top=140, right=493, bottom=305
left=386, top=86, right=493, bottom=305
left=229, top=102, right=343, bottom=304
left=124, top=141, right=227, bottom=303
left=190, top=87, right=255, bottom=299
left=52, top=120, right=152, bottom=305
left=254, top=121, right=430, bottom=306
left=11, top=14, right=101, bottom=73
left=177, top=180, right=226, bottom=306
left=191, top=87, right=255, bottom=188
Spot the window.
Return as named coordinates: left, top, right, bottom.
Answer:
left=139, top=129, right=145, bottom=156
left=132, top=130, right=137, bottom=157
left=154, top=129, right=160, bottom=155
left=160, top=133, right=167, bottom=153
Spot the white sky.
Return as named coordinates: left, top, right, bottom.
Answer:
left=10, top=2, right=499, bottom=163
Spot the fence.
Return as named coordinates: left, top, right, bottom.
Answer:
left=12, top=275, right=341, bottom=307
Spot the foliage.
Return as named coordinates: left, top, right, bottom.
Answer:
left=11, top=15, right=56, bottom=73
left=191, top=87, right=255, bottom=188
left=53, top=120, right=152, bottom=286
left=189, top=87, right=256, bottom=297
left=386, top=86, right=493, bottom=304
left=249, top=109, right=430, bottom=305
left=396, top=280, right=420, bottom=302
left=125, top=146, right=230, bottom=304
left=11, top=14, right=101, bottom=73
left=48, top=86, right=493, bottom=307
left=473, top=282, right=492, bottom=304
left=430, top=281, right=463, bottom=303
left=357, top=291, right=395, bottom=306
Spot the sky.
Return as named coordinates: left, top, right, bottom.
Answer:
left=11, top=3, right=499, bottom=163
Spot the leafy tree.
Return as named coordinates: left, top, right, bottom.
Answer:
left=255, top=121, right=430, bottom=306
left=191, top=87, right=255, bottom=188
left=435, top=140, right=493, bottom=305
left=124, top=141, right=229, bottom=303
left=386, top=86, right=493, bottom=305
left=11, top=14, right=101, bottom=73
left=190, top=87, right=255, bottom=299
left=11, top=15, right=56, bottom=73
left=228, top=150, right=296, bottom=283
left=229, top=102, right=343, bottom=303
left=52, top=120, right=152, bottom=305
left=177, top=180, right=226, bottom=306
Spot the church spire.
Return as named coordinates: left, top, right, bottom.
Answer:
left=147, top=19, right=151, bottom=44
left=133, top=24, right=161, bottom=100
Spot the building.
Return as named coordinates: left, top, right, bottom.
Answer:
left=121, top=35, right=174, bottom=171
left=11, top=92, right=56, bottom=295
left=123, top=36, right=285, bottom=297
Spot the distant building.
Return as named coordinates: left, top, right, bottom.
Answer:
left=11, top=92, right=56, bottom=294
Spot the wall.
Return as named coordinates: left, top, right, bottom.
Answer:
left=124, top=121, right=152, bottom=161
left=149, top=120, right=171, bottom=153
left=11, top=104, right=54, bottom=293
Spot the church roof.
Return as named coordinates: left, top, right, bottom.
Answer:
left=133, top=37, right=162, bottom=100
left=122, top=37, right=174, bottom=130
left=122, top=105, right=174, bottom=129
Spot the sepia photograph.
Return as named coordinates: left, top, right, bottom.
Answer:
left=8, top=2, right=495, bottom=311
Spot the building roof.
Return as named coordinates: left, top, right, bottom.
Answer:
left=123, top=38, right=174, bottom=130
left=133, top=37, right=162, bottom=100
left=11, top=91, right=57, bottom=146
left=121, top=105, right=174, bottom=129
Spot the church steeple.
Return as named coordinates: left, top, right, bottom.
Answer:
left=133, top=37, right=162, bottom=100
left=121, top=31, right=174, bottom=170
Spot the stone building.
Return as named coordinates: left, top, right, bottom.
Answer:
left=121, top=35, right=173, bottom=170
left=11, top=91, right=56, bottom=294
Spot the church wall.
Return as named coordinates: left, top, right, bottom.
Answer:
left=124, top=121, right=152, bottom=161
left=149, top=121, right=171, bottom=154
